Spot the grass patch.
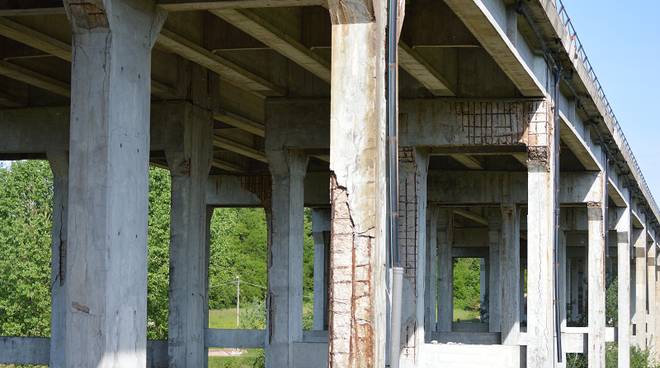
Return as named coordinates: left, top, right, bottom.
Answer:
left=454, top=307, right=481, bottom=323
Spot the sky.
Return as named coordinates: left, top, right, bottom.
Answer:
left=562, top=0, right=660, bottom=204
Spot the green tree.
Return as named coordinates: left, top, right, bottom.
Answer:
left=0, top=161, right=53, bottom=337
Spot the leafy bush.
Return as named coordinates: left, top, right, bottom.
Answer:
left=452, top=258, right=481, bottom=313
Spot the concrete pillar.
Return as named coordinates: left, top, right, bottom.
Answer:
left=63, top=1, right=165, bottom=366
left=587, top=197, right=606, bottom=367
left=167, top=105, right=213, bottom=368
left=647, top=232, right=656, bottom=350
left=500, top=204, right=520, bottom=345
left=570, top=258, right=580, bottom=322
left=47, top=151, right=67, bottom=368
left=398, top=147, right=429, bottom=362
left=425, top=206, right=439, bottom=337
left=634, top=228, right=648, bottom=348
left=480, top=258, right=487, bottom=323
left=266, top=151, right=307, bottom=368
left=487, top=209, right=501, bottom=333
left=437, top=210, right=453, bottom=332
left=326, top=0, right=393, bottom=365
left=526, top=99, right=557, bottom=368
left=311, top=208, right=331, bottom=331
left=557, top=229, right=568, bottom=360
left=655, top=243, right=660, bottom=358
left=616, top=205, right=632, bottom=368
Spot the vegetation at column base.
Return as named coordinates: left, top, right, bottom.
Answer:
left=567, top=344, right=660, bottom=368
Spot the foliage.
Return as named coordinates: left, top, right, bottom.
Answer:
left=0, top=163, right=316, bottom=344
left=567, top=345, right=660, bottom=368
left=146, top=167, right=172, bottom=339
left=0, top=161, right=53, bottom=337
left=452, top=258, right=481, bottom=313
left=606, top=275, right=618, bottom=327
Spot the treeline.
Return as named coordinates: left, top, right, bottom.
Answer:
left=0, top=161, right=314, bottom=341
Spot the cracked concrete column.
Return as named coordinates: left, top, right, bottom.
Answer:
left=526, top=99, right=557, bottom=368
left=312, top=208, right=330, bottom=331
left=633, top=227, right=648, bottom=348
left=326, top=0, right=399, bottom=365
left=487, top=209, right=501, bottom=333
left=266, top=150, right=307, bottom=368
left=425, top=206, right=440, bottom=337
left=616, top=205, right=632, bottom=368
left=437, top=209, right=452, bottom=332
left=500, top=204, right=520, bottom=345
left=63, top=1, right=165, bottom=366
left=47, top=151, right=67, bottom=368
left=398, top=147, right=429, bottom=362
left=166, top=104, right=213, bottom=368
left=587, top=183, right=606, bottom=367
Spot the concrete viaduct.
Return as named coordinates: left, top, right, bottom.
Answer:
left=0, top=0, right=658, bottom=367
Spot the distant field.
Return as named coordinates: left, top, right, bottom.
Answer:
left=209, top=307, right=264, bottom=368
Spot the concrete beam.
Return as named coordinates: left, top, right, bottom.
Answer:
left=157, top=29, right=284, bottom=97
left=399, top=42, right=454, bottom=96
left=205, top=329, right=265, bottom=349
left=450, top=153, right=484, bottom=170
left=213, top=135, right=268, bottom=162
left=211, top=9, right=330, bottom=83
left=0, top=60, right=69, bottom=97
left=428, top=170, right=602, bottom=205
left=0, top=337, right=169, bottom=368
left=0, top=17, right=176, bottom=99
left=0, top=102, right=225, bottom=155
left=0, top=0, right=326, bottom=16
left=264, top=98, right=548, bottom=149
left=214, top=110, right=265, bottom=137
left=442, top=0, right=544, bottom=96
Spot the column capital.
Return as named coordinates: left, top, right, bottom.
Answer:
left=65, top=0, right=166, bottom=45
left=267, top=149, right=309, bottom=179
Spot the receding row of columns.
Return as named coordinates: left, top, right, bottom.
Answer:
left=30, top=1, right=660, bottom=368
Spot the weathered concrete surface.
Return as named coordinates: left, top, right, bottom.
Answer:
left=587, top=190, right=606, bottom=366
left=500, top=204, right=520, bottom=345
left=428, top=170, right=602, bottom=205
left=167, top=104, right=213, bottom=368
left=266, top=150, right=307, bottom=368
left=633, top=228, right=648, bottom=348
left=487, top=209, right=501, bottom=333
left=326, top=0, right=388, bottom=365
left=206, top=172, right=330, bottom=208
left=63, top=0, right=165, bottom=366
left=46, top=151, right=67, bottom=368
left=437, top=209, right=452, bottom=332
left=311, top=208, right=330, bottom=331
left=397, top=147, right=429, bottom=364
left=616, top=204, right=632, bottom=368
left=525, top=99, right=556, bottom=368
left=424, top=206, right=439, bottom=338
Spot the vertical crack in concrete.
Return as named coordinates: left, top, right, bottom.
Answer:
left=329, top=172, right=375, bottom=367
